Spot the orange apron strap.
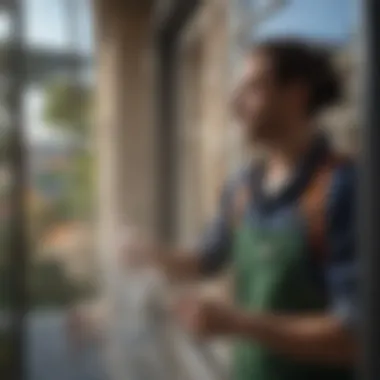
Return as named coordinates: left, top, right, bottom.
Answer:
left=300, top=153, right=350, bottom=262
left=229, top=153, right=351, bottom=255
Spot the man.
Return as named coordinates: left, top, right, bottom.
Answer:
left=150, top=38, right=357, bottom=380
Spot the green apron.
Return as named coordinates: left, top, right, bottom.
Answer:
left=233, top=220, right=353, bottom=380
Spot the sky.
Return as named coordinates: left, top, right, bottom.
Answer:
left=253, top=0, right=357, bottom=42
left=2, top=0, right=358, bottom=144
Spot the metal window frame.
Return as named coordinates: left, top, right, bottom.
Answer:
left=359, top=1, right=380, bottom=379
left=7, top=0, right=28, bottom=378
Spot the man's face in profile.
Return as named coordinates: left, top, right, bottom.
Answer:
left=233, top=52, right=307, bottom=144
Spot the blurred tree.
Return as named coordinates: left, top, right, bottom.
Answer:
left=0, top=131, right=9, bottom=163
left=43, top=79, right=92, bottom=137
left=0, top=330, right=11, bottom=379
left=29, top=259, right=92, bottom=306
left=65, top=152, right=94, bottom=219
left=42, top=79, right=95, bottom=220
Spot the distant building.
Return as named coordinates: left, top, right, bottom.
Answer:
left=27, top=140, right=76, bottom=200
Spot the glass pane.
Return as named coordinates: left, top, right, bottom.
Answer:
left=25, top=0, right=68, bottom=49
left=24, top=0, right=93, bottom=53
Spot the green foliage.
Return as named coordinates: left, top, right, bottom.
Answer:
left=0, top=258, right=95, bottom=309
left=0, top=263, right=10, bottom=309
left=43, top=79, right=92, bottom=136
left=0, top=131, right=9, bottom=163
left=28, top=260, right=93, bottom=307
left=0, top=331, right=11, bottom=379
left=63, top=151, right=95, bottom=220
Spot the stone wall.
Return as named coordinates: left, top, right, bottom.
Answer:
left=176, top=0, right=230, bottom=246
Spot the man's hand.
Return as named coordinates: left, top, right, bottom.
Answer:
left=174, top=294, right=238, bottom=338
left=173, top=295, right=357, bottom=365
left=117, top=225, right=202, bottom=280
left=118, top=226, right=158, bottom=269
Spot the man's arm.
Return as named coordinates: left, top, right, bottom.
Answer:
left=155, top=247, right=204, bottom=281
left=178, top=300, right=356, bottom=366
left=155, top=180, right=235, bottom=281
left=232, top=312, right=356, bottom=365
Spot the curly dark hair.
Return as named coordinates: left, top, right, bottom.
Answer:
left=252, top=37, right=343, bottom=115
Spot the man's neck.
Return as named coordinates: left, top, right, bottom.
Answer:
left=265, top=129, right=316, bottom=171
left=258, top=130, right=316, bottom=196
